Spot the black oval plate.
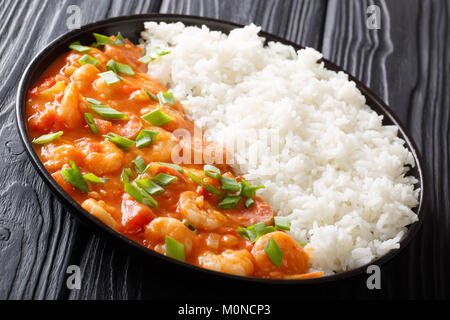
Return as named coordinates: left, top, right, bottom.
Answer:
left=16, top=14, right=426, bottom=284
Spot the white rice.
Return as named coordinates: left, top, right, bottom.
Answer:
left=140, top=22, right=420, bottom=273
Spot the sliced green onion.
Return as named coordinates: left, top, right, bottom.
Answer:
left=83, top=173, right=107, bottom=183
left=121, top=167, right=134, bottom=183
left=32, top=131, right=63, bottom=145
left=132, top=156, right=146, bottom=173
left=93, top=33, right=114, bottom=45
left=264, top=236, right=283, bottom=268
left=165, top=236, right=185, bottom=262
left=241, top=179, right=265, bottom=197
left=138, top=46, right=171, bottom=64
left=182, top=219, right=197, bottom=233
left=297, top=240, right=307, bottom=247
left=158, top=162, right=184, bottom=173
left=135, top=178, right=165, bottom=195
left=98, top=70, right=122, bottom=85
left=204, top=164, right=221, bottom=179
left=141, top=108, right=173, bottom=126
left=84, top=97, right=101, bottom=105
left=137, top=55, right=153, bottom=64
left=236, top=222, right=276, bottom=242
left=188, top=171, right=223, bottom=196
left=78, top=54, right=100, bottom=66
left=84, top=113, right=99, bottom=134
left=88, top=104, right=127, bottom=119
left=151, top=173, right=178, bottom=186
left=69, top=41, right=91, bottom=53
left=103, top=132, right=134, bottom=150
left=124, top=182, right=158, bottom=208
left=220, top=176, right=241, bottom=192
left=142, top=163, right=152, bottom=174
left=274, top=216, right=290, bottom=231
left=93, top=32, right=124, bottom=47
left=245, top=198, right=255, bottom=208
left=218, top=196, right=241, bottom=209
left=135, top=129, right=159, bottom=149
left=61, top=160, right=88, bottom=193
left=143, top=88, right=157, bottom=101
left=106, top=59, right=135, bottom=75
left=113, top=32, right=124, bottom=45
left=157, top=92, right=175, bottom=106
left=236, top=226, right=257, bottom=242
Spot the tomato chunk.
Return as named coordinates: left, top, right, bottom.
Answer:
left=121, top=194, right=156, bottom=233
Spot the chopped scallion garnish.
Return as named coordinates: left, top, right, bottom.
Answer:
left=78, top=54, right=100, bottom=66
left=143, top=88, right=157, bottom=101
left=84, top=97, right=101, bottom=105
left=245, top=198, right=255, bottom=208
left=84, top=113, right=99, bottom=134
left=264, top=236, right=283, bottom=268
left=103, top=132, right=134, bottom=150
left=158, top=162, right=184, bottom=173
left=188, top=171, right=223, bottom=196
left=141, top=108, right=173, bottom=126
left=131, top=156, right=146, bottom=173
left=218, top=196, right=241, bottom=209
left=83, top=173, right=107, bottom=183
left=124, top=182, right=158, bottom=208
left=69, top=41, right=91, bottom=53
left=135, top=129, right=159, bottom=149
left=61, top=160, right=88, bottom=193
left=220, top=176, right=241, bottom=192
left=121, top=167, right=134, bottom=183
left=151, top=173, right=178, bottom=186
left=274, top=216, right=290, bottom=231
left=93, top=32, right=124, bottom=46
left=98, top=70, right=122, bottom=85
left=241, top=179, right=265, bottom=197
left=165, top=236, right=185, bottom=262
left=135, top=178, right=165, bottom=195
left=204, top=164, right=221, bottom=179
left=106, top=59, right=135, bottom=75
left=32, top=131, right=63, bottom=145
left=236, top=222, right=276, bottom=242
left=157, top=91, right=175, bottom=106
left=138, top=46, right=171, bottom=64
left=87, top=103, right=128, bottom=119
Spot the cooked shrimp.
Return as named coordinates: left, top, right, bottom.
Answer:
left=198, top=250, right=254, bottom=276
left=145, top=217, right=196, bottom=255
left=82, top=198, right=119, bottom=230
left=58, top=83, right=81, bottom=128
left=178, top=191, right=228, bottom=231
left=76, top=139, right=124, bottom=176
left=71, top=63, right=99, bottom=93
left=251, top=231, right=309, bottom=277
left=41, top=142, right=83, bottom=172
left=132, top=127, right=180, bottom=163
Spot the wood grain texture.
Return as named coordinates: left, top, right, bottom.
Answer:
left=0, top=0, right=162, bottom=300
left=0, top=0, right=448, bottom=300
left=322, top=0, right=450, bottom=299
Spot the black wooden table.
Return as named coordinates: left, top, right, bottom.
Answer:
left=1, top=0, right=448, bottom=300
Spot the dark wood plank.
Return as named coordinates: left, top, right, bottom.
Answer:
left=322, top=0, right=450, bottom=299
left=0, top=0, right=161, bottom=300
left=160, top=0, right=327, bottom=48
